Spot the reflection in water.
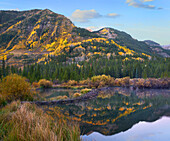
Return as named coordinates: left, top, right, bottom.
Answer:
left=41, top=87, right=170, bottom=139
left=82, top=116, right=170, bottom=141
left=38, top=88, right=80, bottom=100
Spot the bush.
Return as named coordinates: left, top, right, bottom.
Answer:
left=90, top=75, right=115, bottom=88
left=32, top=82, right=40, bottom=88
left=56, top=95, right=68, bottom=100
left=0, top=101, right=80, bottom=141
left=79, top=78, right=91, bottom=85
left=38, top=79, right=53, bottom=88
left=120, top=77, right=130, bottom=87
left=114, top=79, right=121, bottom=86
left=132, top=78, right=170, bottom=89
left=80, top=88, right=92, bottom=94
left=73, top=93, right=81, bottom=98
left=67, top=80, right=78, bottom=86
left=0, top=74, right=34, bottom=103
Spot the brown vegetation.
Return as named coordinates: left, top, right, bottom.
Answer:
left=56, top=95, right=68, bottom=100
left=0, top=101, right=80, bottom=141
left=73, top=93, right=82, bottom=98
left=80, top=88, right=92, bottom=94
left=0, top=74, right=34, bottom=105
left=32, top=82, right=40, bottom=88
left=60, top=75, right=169, bottom=89
left=67, top=80, right=78, bottom=86
left=38, top=79, right=53, bottom=88
left=89, top=75, right=115, bottom=88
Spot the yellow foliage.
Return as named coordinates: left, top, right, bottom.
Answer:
left=73, top=93, right=81, bottom=98
left=94, top=52, right=102, bottom=55
left=119, top=107, right=125, bottom=111
left=80, top=88, right=91, bottom=94
left=38, top=79, right=53, bottom=88
left=67, top=80, right=77, bottom=86
left=57, top=95, right=68, bottom=100
left=32, top=82, right=40, bottom=88
left=6, top=21, right=22, bottom=31
left=118, top=52, right=125, bottom=56
left=0, top=74, right=34, bottom=102
left=142, top=53, right=151, bottom=58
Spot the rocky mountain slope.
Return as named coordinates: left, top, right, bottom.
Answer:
left=162, top=45, right=170, bottom=50
left=144, top=40, right=170, bottom=58
left=0, top=9, right=169, bottom=66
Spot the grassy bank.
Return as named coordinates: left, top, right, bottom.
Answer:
left=0, top=101, right=80, bottom=141
left=0, top=74, right=81, bottom=141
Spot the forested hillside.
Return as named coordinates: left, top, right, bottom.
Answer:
left=0, top=9, right=169, bottom=67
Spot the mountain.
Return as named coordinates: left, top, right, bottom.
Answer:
left=144, top=40, right=161, bottom=47
left=0, top=9, right=169, bottom=66
left=162, top=45, right=170, bottom=50
left=144, top=40, right=170, bottom=58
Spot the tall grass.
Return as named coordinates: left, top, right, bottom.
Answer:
left=0, top=101, right=81, bottom=141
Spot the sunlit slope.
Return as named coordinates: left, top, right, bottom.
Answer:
left=0, top=9, right=167, bottom=65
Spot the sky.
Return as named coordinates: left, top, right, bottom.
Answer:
left=0, top=0, right=170, bottom=45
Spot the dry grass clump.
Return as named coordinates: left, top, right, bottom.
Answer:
left=0, top=101, right=80, bottom=141
left=0, top=74, right=34, bottom=105
left=38, top=79, right=53, bottom=88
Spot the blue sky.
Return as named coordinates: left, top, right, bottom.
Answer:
left=0, top=0, right=170, bottom=45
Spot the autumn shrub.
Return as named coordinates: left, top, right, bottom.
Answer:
left=134, top=79, right=145, bottom=88
left=98, top=81, right=105, bottom=88
left=67, top=80, right=78, bottom=86
left=90, top=75, right=115, bottom=88
left=0, top=101, right=80, bottom=141
left=56, top=95, right=68, bottom=100
left=114, top=78, right=121, bottom=86
left=32, top=82, right=40, bottom=88
left=132, top=78, right=170, bottom=88
left=120, top=77, right=130, bottom=87
left=79, top=78, right=91, bottom=85
left=0, top=74, right=34, bottom=104
left=38, top=79, right=53, bottom=88
left=159, top=78, right=170, bottom=88
left=73, top=93, right=82, bottom=98
left=80, top=88, right=92, bottom=94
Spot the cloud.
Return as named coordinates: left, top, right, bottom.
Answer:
left=70, top=9, right=102, bottom=23
left=70, top=9, right=120, bottom=23
left=106, top=13, right=120, bottom=18
left=126, top=0, right=162, bottom=10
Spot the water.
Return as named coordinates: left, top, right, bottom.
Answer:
left=38, top=88, right=80, bottom=100
left=39, top=87, right=170, bottom=141
left=82, top=116, right=170, bottom=141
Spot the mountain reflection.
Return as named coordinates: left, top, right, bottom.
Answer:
left=45, top=87, right=170, bottom=135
